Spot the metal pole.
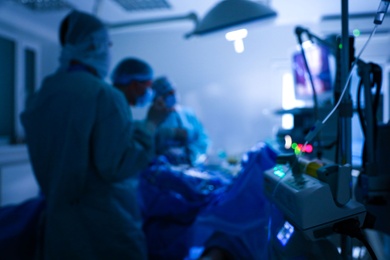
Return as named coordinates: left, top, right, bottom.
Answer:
left=340, top=0, right=352, bottom=166
left=340, top=0, right=353, bottom=259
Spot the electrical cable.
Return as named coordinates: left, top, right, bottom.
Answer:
left=319, top=24, right=377, bottom=127
left=280, top=25, right=377, bottom=255
left=303, top=24, right=378, bottom=147
left=333, top=218, right=378, bottom=260
left=295, top=27, right=323, bottom=159
left=357, top=79, right=367, bottom=135
left=356, top=62, right=382, bottom=168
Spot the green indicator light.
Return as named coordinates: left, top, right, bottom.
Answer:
left=353, top=29, right=361, bottom=37
left=274, top=169, right=285, bottom=178
left=291, top=143, right=297, bottom=149
left=339, top=43, right=343, bottom=49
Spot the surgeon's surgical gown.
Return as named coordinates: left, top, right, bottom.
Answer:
left=21, top=71, right=153, bottom=259
left=155, top=106, right=209, bottom=165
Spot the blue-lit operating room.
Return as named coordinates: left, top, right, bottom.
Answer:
left=0, top=0, right=390, bottom=259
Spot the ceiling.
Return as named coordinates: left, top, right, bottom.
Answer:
left=0, top=0, right=385, bottom=38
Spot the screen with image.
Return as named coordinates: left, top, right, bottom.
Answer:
left=292, top=43, right=334, bottom=105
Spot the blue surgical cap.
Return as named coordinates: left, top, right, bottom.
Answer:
left=58, top=10, right=111, bottom=78
left=111, top=58, right=153, bottom=85
left=60, top=10, right=105, bottom=46
left=152, top=76, right=176, bottom=97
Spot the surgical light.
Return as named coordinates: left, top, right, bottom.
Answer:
left=225, top=29, right=248, bottom=53
left=225, top=28, right=247, bottom=41
left=187, top=0, right=277, bottom=38
left=284, top=135, right=292, bottom=149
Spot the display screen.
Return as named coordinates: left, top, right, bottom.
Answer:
left=277, top=221, right=295, bottom=246
left=292, top=43, right=334, bottom=104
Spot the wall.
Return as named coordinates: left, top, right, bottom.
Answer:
left=0, top=16, right=58, bottom=206
left=0, top=17, right=60, bottom=141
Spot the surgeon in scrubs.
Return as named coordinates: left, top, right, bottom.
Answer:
left=151, top=76, right=210, bottom=166
left=111, top=57, right=156, bottom=108
left=20, top=10, right=167, bottom=259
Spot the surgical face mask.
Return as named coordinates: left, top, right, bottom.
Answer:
left=135, top=88, right=154, bottom=107
left=164, top=94, right=177, bottom=108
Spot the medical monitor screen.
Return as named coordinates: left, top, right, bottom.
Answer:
left=292, top=43, right=334, bottom=105
left=277, top=221, right=295, bottom=246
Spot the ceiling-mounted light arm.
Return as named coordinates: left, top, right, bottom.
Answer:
left=106, top=12, right=198, bottom=31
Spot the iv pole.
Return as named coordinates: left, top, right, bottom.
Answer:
left=339, top=0, right=353, bottom=259
left=339, top=0, right=352, bottom=166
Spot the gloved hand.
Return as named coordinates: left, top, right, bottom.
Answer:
left=146, top=97, right=170, bottom=127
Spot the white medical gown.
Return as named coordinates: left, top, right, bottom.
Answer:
left=21, top=71, right=153, bottom=259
